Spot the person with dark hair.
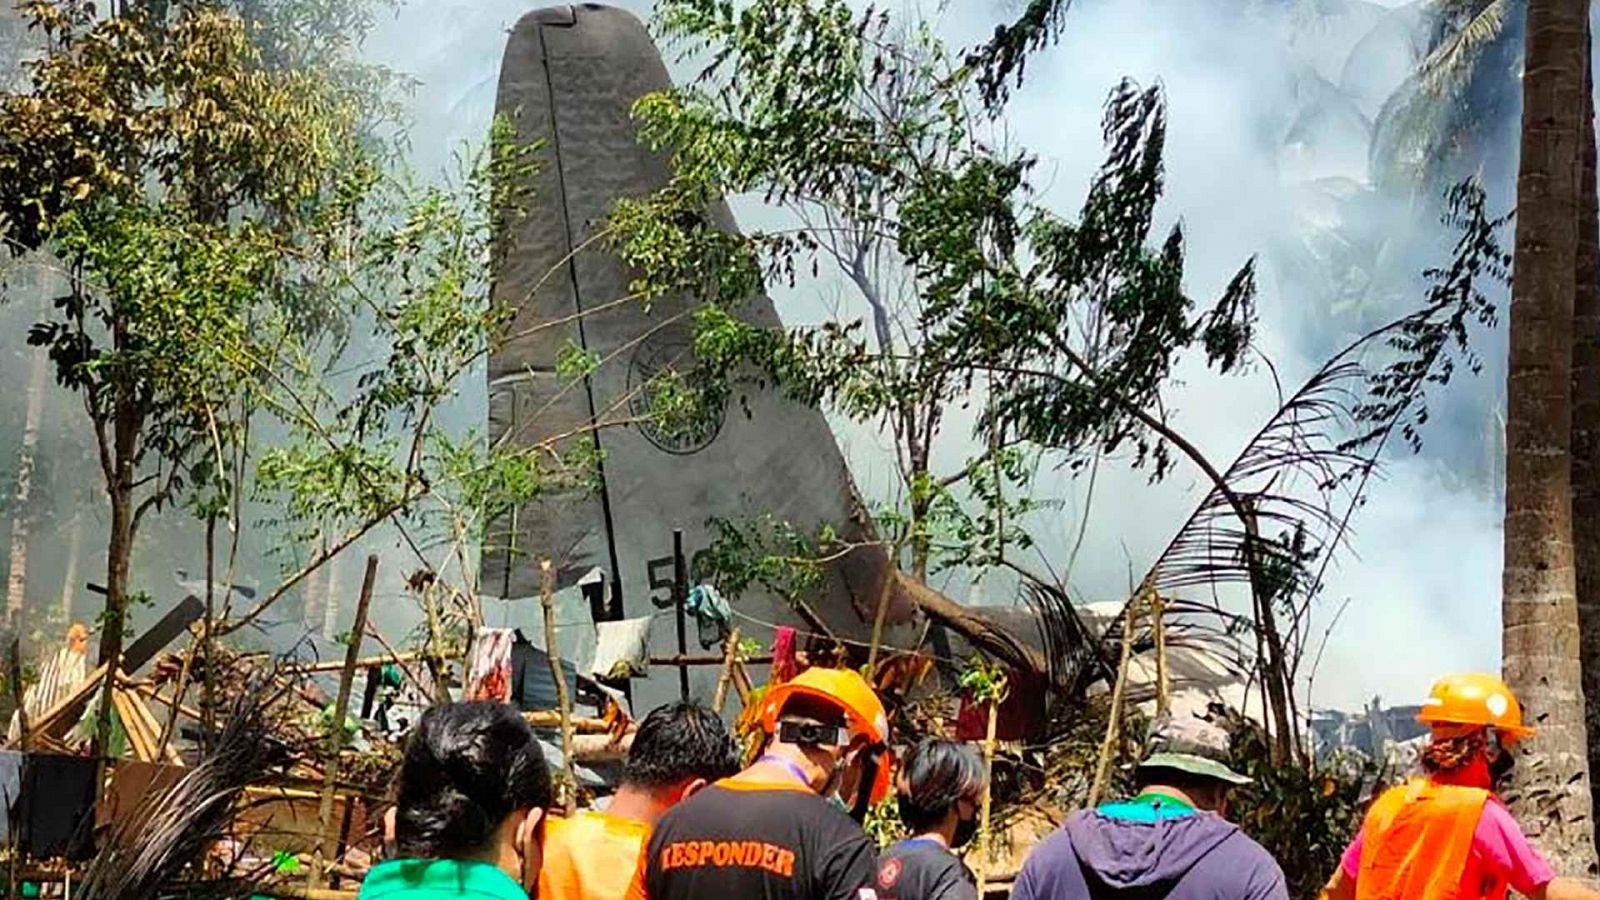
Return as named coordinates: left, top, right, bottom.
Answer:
left=638, top=667, right=891, bottom=900
left=540, top=701, right=739, bottom=900
left=1322, top=674, right=1600, bottom=900
left=874, top=739, right=985, bottom=900
left=1010, top=715, right=1287, bottom=900
left=360, top=702, right=552, bottom=900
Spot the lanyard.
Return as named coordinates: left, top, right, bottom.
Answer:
left=758, top=754, right=813, bottom=788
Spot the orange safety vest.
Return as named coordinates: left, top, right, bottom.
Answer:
left=1355, top=777, right=1502, bottom=900
left=539, top=810, right=652, bottom=900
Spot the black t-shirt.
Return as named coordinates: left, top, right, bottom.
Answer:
left=874, top=839, right=978, bottom=900
left=643, top=779, right=880, bottom=900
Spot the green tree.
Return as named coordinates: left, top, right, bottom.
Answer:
left=613, top=0, right=1270, bottom=707
left=0, top=0, right=704, bottom=753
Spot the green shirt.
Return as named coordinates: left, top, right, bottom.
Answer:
left=357, top=859, right=528, bottom=900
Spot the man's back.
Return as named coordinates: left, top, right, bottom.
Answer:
left=1011, top=806, right=1288, bottom=900
left=643, top=777, right=879, bottom=900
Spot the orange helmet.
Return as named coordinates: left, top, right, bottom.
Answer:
left=761, top=667, right=893, bottom=806
left=761, top=666, right=890, bottom=746
left=1417, top=673, right=1535, bottom=743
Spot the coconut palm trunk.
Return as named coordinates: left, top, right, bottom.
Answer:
left=1503, top=0, right=1597, bottom=876
left=1570, top=6, right=1600, bottom=850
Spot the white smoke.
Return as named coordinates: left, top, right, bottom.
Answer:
left=360, top=0, right=1506, bottom=712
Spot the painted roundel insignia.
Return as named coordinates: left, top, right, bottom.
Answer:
left=877, top=857, right=902, bottom=889
left=626, top=327, right=726, bottom=455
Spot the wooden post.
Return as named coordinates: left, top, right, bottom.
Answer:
left=712, top=628, right=742, bottom=714
left=540, top=559, right=578, bottom=816
left=672, top=530, right=689, bottom=701
left=311, top=554, right=377, bottom=890
left=974, top=679, right=1004, bottom=900
left=1088, top=600, right=1139, bottom=808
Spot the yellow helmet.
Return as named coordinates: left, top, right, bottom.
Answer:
left=1417, top=673, right=1535, bottom=743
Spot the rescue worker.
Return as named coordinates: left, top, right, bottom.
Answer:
left=637, top=666, right=891, bottom=900
left=1321, top=673, right=1600, bottom=900
left=541, top=701, right=740, bottom=900
left=1010, top=715, right=1288, bottom=900
left=361, top=702, right=552, bottom=900
left=874, top=739, right=986, bottom=900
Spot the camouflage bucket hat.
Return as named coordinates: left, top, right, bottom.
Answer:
left=1138, top=715, right=1252, bottom=786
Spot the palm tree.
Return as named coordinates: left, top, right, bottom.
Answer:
left=5, top=346, right=48, bottom=626
left=1571, top=5, right=1600, bottom=849
left=1370, top=0, right=1526, bottom=197
left=1502, top=0, right=1596, bottom=876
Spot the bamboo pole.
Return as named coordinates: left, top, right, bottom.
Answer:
left=310, top=555, right=378, bottom=890
left=156, top=631, right=200, bottom=759
left=731, top=660, right=753, bottom=706
left=1088, top=600, right=1139, bottom=808
left=865, top=547, right=899, bottom=675
left=540, top=559, right=578, bottom=816
left=711, top=628, right=742, bottom=714
left=1150, top=585, right=1170, bottom=717
left=288, top=650, right=458, bottom=675
left=522, top=711, right=611, bottom=733
left=650, top=653, right=775, bottom=667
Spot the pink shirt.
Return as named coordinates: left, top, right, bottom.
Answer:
left=1341, top=796, right=1555, bottom=897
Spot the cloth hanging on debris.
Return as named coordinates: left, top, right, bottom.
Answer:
left=18, top=753, right=97, bottom=861
left=771, top=627, right=798, bottom=684
left=590, top=617, right=653, bottom=680
left=685, top=585, right=731, bottom=650
left=0, top=750, right=22, bottom=842
left=510, top=634, right=583, bottom=713
left=466, top=628, right=515, bottom=703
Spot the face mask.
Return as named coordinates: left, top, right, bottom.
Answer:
left=951, top=815, right=979, bottom=849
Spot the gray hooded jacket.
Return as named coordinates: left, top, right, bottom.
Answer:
left=1009, top=808, right=1288, bottom=900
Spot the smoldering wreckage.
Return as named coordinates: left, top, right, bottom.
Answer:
left=0, top=4, right=1409, bottom=899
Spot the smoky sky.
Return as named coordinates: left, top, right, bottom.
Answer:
left=360, top=0, right=1523, bottom=712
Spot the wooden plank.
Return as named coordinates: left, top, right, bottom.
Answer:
left=135, top=684, right=203, bottom=724
left=124, top=683, right=183, bottom=766
left=112, top=690, right=153, bottom=762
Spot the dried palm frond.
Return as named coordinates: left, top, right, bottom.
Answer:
left=1104, top=181, right=1507, bottom=726
left=1020, top=579, right=1109, bottom=718
left=77, top=670, right=297, bottom=900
